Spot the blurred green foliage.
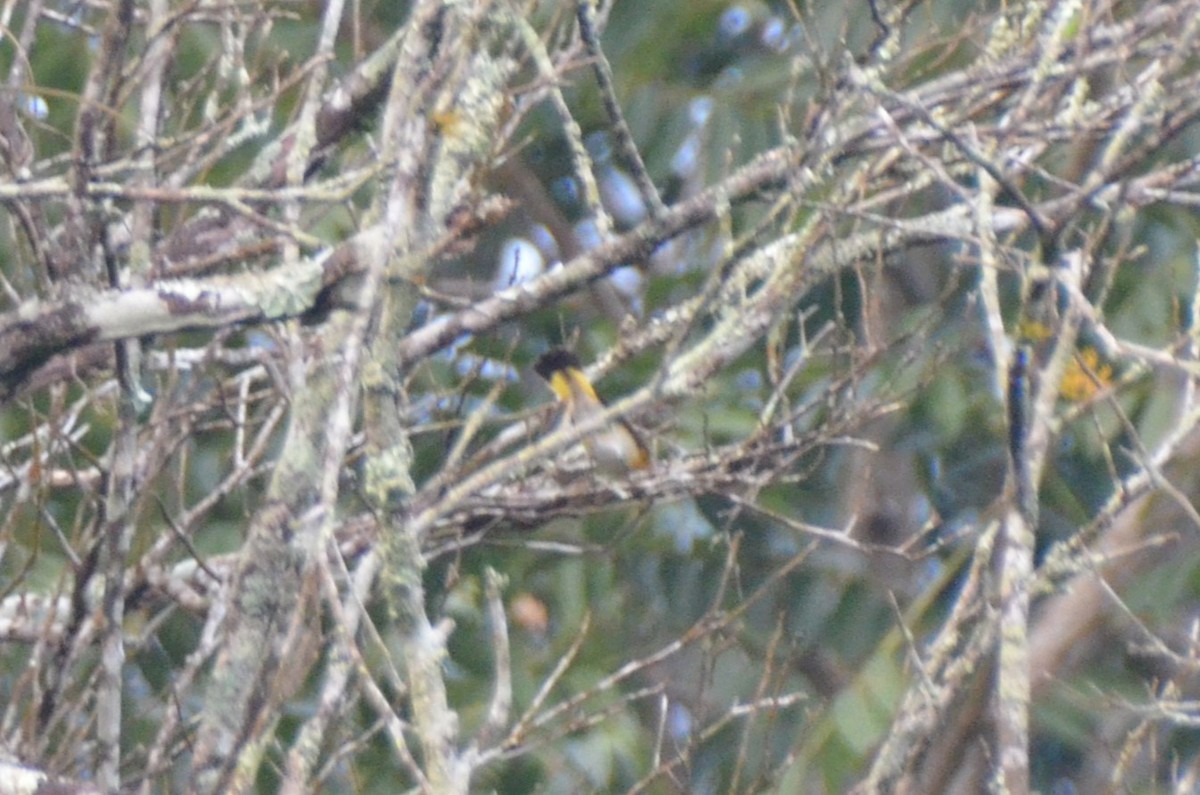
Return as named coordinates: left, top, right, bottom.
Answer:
left=2, top=0, right=1200, bottom=792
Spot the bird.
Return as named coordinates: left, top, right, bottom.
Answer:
left=534, top=348, right=650, bottom=473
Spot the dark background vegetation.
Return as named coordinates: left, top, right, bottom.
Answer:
left=1, top=1, right=1200, bottom=793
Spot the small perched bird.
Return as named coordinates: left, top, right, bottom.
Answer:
left=534, top=348, right=650, bottom=473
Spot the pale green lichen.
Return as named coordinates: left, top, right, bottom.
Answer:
left=426, top=50, right=516, bottom=228
left=363, top=441, right=416, bottom=504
